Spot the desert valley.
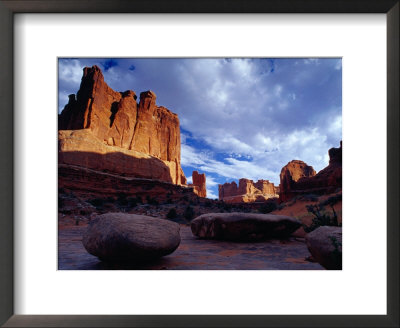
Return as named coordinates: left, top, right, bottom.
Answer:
left=58, top=64, right=342, bottom=270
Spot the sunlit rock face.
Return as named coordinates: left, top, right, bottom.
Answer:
left=279, top=160, right=317, bottom=202
left=218, top=178, right=278, bottom=203
left=279, top=142, right=342, bottom=202
left=58, top=65, right=186, bottom=185
left=188, top=171, right=207, bottom=198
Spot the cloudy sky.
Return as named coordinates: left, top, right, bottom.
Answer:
left=58, top=58, right=342, bottom=199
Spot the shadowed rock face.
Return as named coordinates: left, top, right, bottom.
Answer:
left=82, top=213, right=181, bottom=262
left=306, top=226, right=342, bottom=270
left=191, top=212, right=301, bottom=241
left=59, top=129, right=181, bottom=183
left=279, top=142, right=342, bottom=202
left=218, top=178, right=278, bottom=203
left=58, top=65, right=186, bottom=185
left=189, top=171, right=207, bottom=198
left=58, top=164, right=197, bottom=203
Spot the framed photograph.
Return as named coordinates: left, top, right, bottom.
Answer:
left=1, top=0, right=398, bottom=327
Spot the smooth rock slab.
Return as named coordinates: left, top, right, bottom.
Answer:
left=191, top=212, right=301, bottom=241
left=306, top=226, right=342, bottom=270
left=82, top=213, right=181, bottom=262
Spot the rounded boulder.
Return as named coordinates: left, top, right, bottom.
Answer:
left=82, top=213, right=181, bottom=262
left=191, top=212, right=301, bottom=241
left=305, top=226, right=342, bottom=270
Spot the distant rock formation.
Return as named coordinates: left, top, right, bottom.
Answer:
left=188, top=171, right=207, bottom=198
left=279, top=160, right=316, bottom=202
left=218, top=178, right=278, bottom=203
left=58, top=65, right=186, bottom=185
left=279, top=142, right=342, bottom=202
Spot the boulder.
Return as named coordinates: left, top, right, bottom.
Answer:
left=305, top=226, right=342, bottom=270
left=191, top=212, right=301, bottom=241
left=82, top=213, right=181, bottom=262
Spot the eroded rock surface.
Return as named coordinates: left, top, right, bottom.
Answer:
left=82, top=213, right=181, bottom=262
left=219, top=179, right=278, bottom=203
left=305, top=226, right=342, bottom=270
left=191, top=212, right=301, bottom=241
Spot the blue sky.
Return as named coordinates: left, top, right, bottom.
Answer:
left=58, top=58, right=342, bottom=199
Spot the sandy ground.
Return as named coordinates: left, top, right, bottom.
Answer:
left=58, top=224, right=323, bottom=270
left=272, top=196, right=342, bottom=238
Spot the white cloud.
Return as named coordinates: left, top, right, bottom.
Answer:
left=181, top=143, right=279, bottom=184
left=206, top=189, right=218, bottom=200
left=58, top=91, right=70, bottom=111
left=181, top=144, right=208, bottom=167
left=274, top=85, right=283, bottom=97
left=328, top=115, right=342, bottom=135
left=205, top=175, right=219, bottom=187
left=59, top=59, right=83, bottom=84
left=205, top=176, right=219, bottom=199
left=303, top=58, right=320, bottom=65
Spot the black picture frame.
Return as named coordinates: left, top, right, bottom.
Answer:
left=0, top=1, right=398, bottom=327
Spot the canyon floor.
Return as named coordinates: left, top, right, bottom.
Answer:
left=58, top=222, right=323, bottom=270
left=58, top=191, right=342, bottom=270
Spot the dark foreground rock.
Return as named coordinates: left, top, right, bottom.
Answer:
left=191, top=212, right=301, bottom=241
left=82, top=213, right=181, bottom=262
left=305, top=226, right=342, bottom=270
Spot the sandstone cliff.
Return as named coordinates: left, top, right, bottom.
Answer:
left=219, top=178, right=278, bottom=203
left=58, top=65, right=186, bottom=185
left=188, top=171, right=207, bottom=198
left=279, top=142, right=342, bottom=202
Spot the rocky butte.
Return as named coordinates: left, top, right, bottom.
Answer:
left=58, top=65, right=198, bottom=201
left=219, top=178, right=278, bottom=203
left=59, top=65, right=186, bottom=185
left=188, top=171, right=207, bottom=198
left=279, top=141, right=342, bottom=202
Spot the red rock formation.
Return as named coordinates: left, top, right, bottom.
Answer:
left=279, top=160, right=316, bottom=202
left=58, top=65, right=186, bottom=185
left=58, top=164, right=198, bottom=203
left=279, top=142, right=342, bottom=202
left=219, top=178, right=278, bottom=203
left=188, top=171, right=207, bottom=198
